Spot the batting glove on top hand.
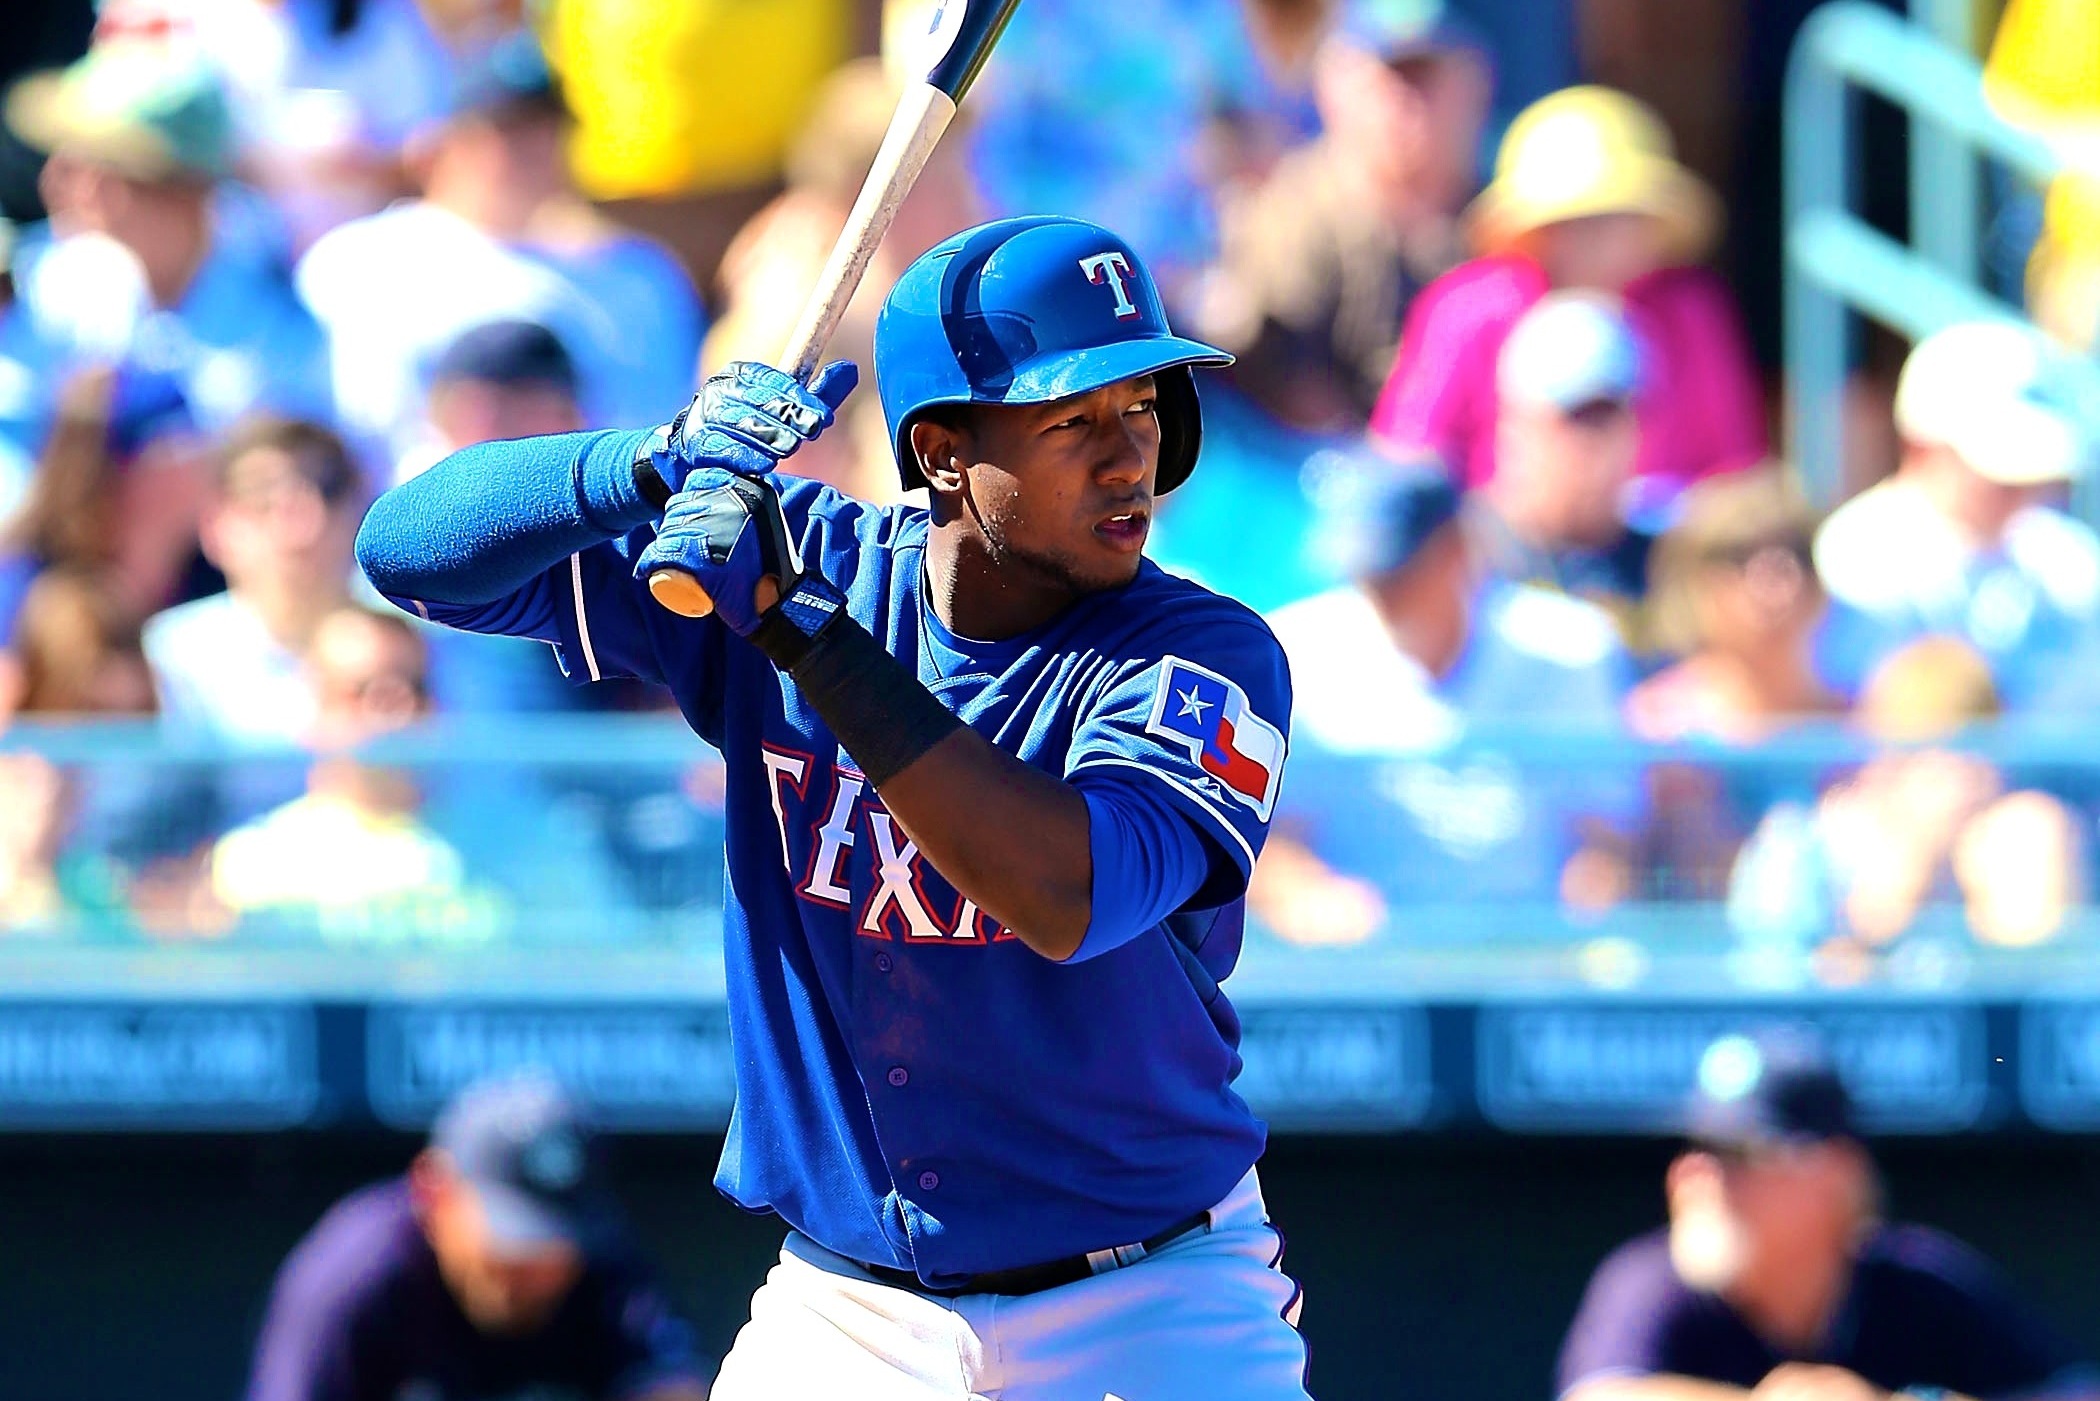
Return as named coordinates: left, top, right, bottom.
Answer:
left=640, top=359, right=859, bottom=498
left=634, top=469, right=847, bottom=653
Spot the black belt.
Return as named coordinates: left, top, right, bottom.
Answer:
left=854, top=1208, right=1214, bottom=1298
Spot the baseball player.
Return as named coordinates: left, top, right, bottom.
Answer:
left=357, top=215, right=1310, bottom=1400
left=1559, top=1032, right=2100, bottom=1401
left=245, top=1073, right=711, bottom=1401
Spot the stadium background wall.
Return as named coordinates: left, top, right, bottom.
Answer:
left=9, top=1132, right=2100, bottom=1401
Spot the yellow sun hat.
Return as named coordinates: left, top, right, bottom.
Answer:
left=1464, top=85, right=1720, bottom=261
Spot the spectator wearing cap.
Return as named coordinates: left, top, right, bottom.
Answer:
left=1193, top=0, right=1491, bottom=432
left=3, top=41, right=335, bottom=431
left=245, top=1072, right=711, bottom=1401
left=115, top=0, right=460, bottom=252
left=294, top=29, right=703, bottom=464
left=400, top=317, right=586, bottom=485
left=1466, top=290, right=1654, bottom=632
left=1558, top=1030, right=2098, bottom=1401
left=1249, top=450, right=1640, bottom=944
left=1371, top=85, right=1766, bottom=495
left=1813, top=322, right=2100, bottom=708
left=382, top=318, right=589, bottom=717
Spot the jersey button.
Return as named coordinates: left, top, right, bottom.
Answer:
left=886, top=1066, right=909, bottom=1087
left=874, top=953, right=894, bottom=973
left=917, top=1170, right=940, bottom=1192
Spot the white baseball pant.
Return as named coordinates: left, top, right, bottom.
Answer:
left=709, top=1167, right=1312, bottom=1400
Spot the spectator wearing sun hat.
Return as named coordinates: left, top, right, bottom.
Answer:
left=1369, top=84, right=1767, bottom=498
left=4, top=41, right=334, bottom=432
left=1813, top=320, right=2100, bottom=708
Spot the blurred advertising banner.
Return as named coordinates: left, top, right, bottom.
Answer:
left=0, top=1002, right=319, bottom=1129
left=1476, top=1003, right=1991, bottom=1134
left=2018, top=1002, right=2100, bottom=1129
left=365, top=1003, right=738, bottom=1130
left=1233, top=1005, right=1433, bottom=1131
left=0, top=995, right=2065, bottom=1134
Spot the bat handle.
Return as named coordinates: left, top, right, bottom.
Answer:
left=649, top=83, right=960, bottom=618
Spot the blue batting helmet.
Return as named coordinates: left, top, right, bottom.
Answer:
left=874, top=215, right=1234, bottom=494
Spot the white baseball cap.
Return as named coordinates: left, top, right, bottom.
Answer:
left=1893, top=321, right=2092, bottom=486
left=1497, top=291, right=1642, bottom=410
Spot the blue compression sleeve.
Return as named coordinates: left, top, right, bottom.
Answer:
left=1070, top=781, right=1215, bottom=963
left=355, top=428, right=656, bottom=607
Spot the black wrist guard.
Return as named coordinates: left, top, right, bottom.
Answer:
left=747, top=573, right=850, bottom=671
left=769, top=607, right=965, bottom=787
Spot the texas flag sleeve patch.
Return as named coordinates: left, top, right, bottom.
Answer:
left=1143, top=656, right=1287, bottom=822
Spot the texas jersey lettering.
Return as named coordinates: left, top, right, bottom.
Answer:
left=760, top=749, right=1014, bottom=943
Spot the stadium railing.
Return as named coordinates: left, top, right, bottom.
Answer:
left=1783, top=0, right=2100, bottom=508
left=5, top=715, right=2100, bottom=1135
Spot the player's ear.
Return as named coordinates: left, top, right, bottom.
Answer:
left=911, top=417, right=967, bottom=495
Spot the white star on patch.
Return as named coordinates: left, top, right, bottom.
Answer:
left=1175, top=686, right=1213, bottom=722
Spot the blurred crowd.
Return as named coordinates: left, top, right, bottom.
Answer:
left=2, top=0, right=2099, bottom=985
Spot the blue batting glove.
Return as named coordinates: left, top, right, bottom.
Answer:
left=634, top=470, right=847, bottom=654
left=642, top=360, right=859, bottom=496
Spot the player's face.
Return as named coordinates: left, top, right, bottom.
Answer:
left=415, top=1157, right=584, bottom=1334
left=942, top=374, right=1163, bottom=596
left=1691, top=1141, right=1872, bottom=1277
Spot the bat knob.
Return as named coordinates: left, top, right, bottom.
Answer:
left=648, top=569, right=717, bottom=619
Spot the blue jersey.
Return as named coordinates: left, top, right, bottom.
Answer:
left=427, top=475, right=1291, bottom=1285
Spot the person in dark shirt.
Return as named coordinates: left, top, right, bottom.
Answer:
left=245, top=1073, right=711, bottom=1401
left=1558, top=1031, right=2098, bottom=1401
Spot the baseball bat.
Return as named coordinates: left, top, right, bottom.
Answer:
left=648, top=0, right=1024, bottom=619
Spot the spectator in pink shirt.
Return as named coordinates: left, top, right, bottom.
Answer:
left=1371, top=86, right=1767, bottom=500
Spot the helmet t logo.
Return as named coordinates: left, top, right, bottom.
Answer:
left=1079, top=252, right=1142, bottom=319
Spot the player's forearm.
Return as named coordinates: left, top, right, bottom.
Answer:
left=356, top=428, right=656, bottom=606
left=878, top=727, right=1095, bottom=960
left=759, top=609, right=1095, bottom=958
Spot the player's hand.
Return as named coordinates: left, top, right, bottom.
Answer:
left=644, top=360, right=859, bottom=493
left=634, top=469, right=803, bottom=637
